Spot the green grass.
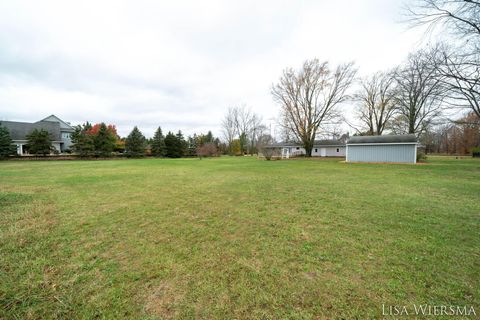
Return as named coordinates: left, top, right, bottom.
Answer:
left=0, top=156, right=479, bottom=319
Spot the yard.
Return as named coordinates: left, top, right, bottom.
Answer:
left=1, top=156, right=479, bottom=319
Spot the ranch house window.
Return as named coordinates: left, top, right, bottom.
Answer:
left=336, top=148, right=339, bottom=152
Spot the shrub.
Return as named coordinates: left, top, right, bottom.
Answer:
left=417, top=151, right=427, bottom=162
left=261, top=147, right=280, bottom=160
left=471, top=147, right=480, bottom=158
left=196, top=143, right=218, bottom=158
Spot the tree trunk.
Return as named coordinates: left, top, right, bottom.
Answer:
left=304, top=141, right=313, bottom=157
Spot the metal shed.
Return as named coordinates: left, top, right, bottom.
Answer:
left=346, top=134, right=418, bottom=164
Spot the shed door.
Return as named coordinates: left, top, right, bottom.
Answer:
left=320, top=148, right=326, bottom=157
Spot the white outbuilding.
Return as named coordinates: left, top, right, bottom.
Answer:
left=346, top=134, right=418, bottom=164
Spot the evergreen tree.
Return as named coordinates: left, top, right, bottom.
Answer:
left=0, top=125, right=15, bottom=159
left=71, top=124, right=95, bottom=157
left=165, top=131, right=182, bottom=158
left=176, top=130, right=187, bottom=156
left=205, top=131, right=214, bottom=143
left=239, top=132, right=247, bottom=155
left=94, top=123, right=116, bottom=157
left=125, top=126, right=146, bottom=157
left=26, top=129, right=53, bottom=156
left=151, top=126, right=166, bottom=157
left=187, top=135, right=197, bottom=156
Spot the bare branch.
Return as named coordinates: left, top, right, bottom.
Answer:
left=272, top=59, right=356, bottom=156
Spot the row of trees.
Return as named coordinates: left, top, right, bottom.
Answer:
left=0, top=120, right=223, bottom=158
left=422, top=112, right=480, bottom=154
left=71, top=122, right=221, bottom=158
left=268, top=0, right=479, bottom=156
left=221, top=105, right=269, bottom=155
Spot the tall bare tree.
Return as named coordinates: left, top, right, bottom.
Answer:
left=221, top=107, right=238, bottom=154
left=354, top=71, right=398, bottom=135
left=234, top=105, right=254, bottom=154
left=272, top=59, right=356, bottom=156
left=393, top=47, right=446, bottom=135
left=248, top=114, right=267, bottom=154
left=221, top=105, right=266, bottom=155
left=406, top=0, right=480, bottom=118
left=434, top=46, right=480, bottom=118
left=406, top=0, right=480, bottom=47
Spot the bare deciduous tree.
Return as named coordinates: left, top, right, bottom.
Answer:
left=221, top=107, right=238, bottom=154
left=248, top=114, right=267, bottom=154
left=221, top=105, right=266, bottom=155
left=393, top=47, right=446, bottom=135
left=272, top=59, right=356, bottom=156
left=406, top=1, right=480, bottom=119
left=354, top=71, right=398, bottom=135
left=406, top=0, right=480, bottom=48
left=436, top=47, right=480, bottom=118
left=257, top=133, right=278, bottom=160
left=196, top=142, right=218, bottom=158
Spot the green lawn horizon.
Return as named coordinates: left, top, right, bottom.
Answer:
left=1, top=156, right=479, bottom=319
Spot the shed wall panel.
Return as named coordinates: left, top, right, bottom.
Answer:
left=347, top=144, right=416, bottom=163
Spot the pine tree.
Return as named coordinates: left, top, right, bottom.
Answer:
left=0, top=125, right=15, bottom=159
left=151, top=126, right=166, bottom=157
left=165, top=131, right=182, bottom=158
left=125, top=126, right=146, bottom=157
left=26, top=129, right=53, bottom=156
left=176, top=130, right=187, bottom=156
left=205, top=131, right=214, bottom=143
left=94, top=123, right=116, bottom=157
left=71, top=124, right=95, bottom=157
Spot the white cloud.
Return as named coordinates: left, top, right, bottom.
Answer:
left=0, top=0, right=426, bottom=138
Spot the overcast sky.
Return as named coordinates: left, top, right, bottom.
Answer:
left=0, top=0, right=427, bottom=138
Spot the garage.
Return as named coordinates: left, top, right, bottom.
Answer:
left=346, top=134, right=418, bottom=164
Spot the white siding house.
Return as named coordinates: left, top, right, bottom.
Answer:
left=346, top=134, right=418, bottom=164
left=268, top=140, right=346, bottom=158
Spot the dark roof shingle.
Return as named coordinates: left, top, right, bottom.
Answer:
left=0, top=120, right=61, bottom=141
left=347, top=134, right=417, bottom=144
left=266, top=139, right=345, bottom=148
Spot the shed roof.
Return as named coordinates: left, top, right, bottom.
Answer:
left=347, top=134, right=417, bottom=144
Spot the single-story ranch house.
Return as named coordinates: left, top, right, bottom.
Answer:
left=0, top=115, right=74, bottom=155
left=346, top=134, right=418, bottom=164
left=268, top=140, right=346, bottom=158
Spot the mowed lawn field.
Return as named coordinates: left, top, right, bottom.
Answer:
left=1, top=157, right=479, bottom=319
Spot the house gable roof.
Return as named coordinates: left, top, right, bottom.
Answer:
left=38, top=114, right=74, bottom=131
left=0, top=120, right=62, bottom=141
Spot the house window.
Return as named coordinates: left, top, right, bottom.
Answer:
left=315, top=148, right=318, bottom=152
left=296, top=147, right=299, bottom=150
left=336, top=148, right=339, bottom=152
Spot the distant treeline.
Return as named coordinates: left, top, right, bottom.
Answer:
left=70, top=122, right=224, bottom=158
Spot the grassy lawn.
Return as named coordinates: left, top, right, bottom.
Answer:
left=1, top=156, right=479, bottom=319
